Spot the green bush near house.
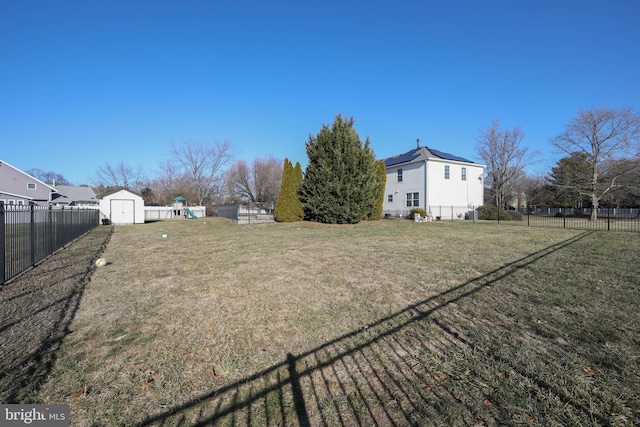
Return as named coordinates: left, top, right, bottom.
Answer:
left=409, top=208, right=427, bottom=220
left=477, top=204, right=510, bottom=220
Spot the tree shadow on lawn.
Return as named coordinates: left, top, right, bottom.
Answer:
left=0, top=226, right=112, bottom=403
left=138, top=230, right=634, bottom=426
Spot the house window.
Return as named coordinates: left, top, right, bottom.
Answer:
left=406, top=192, right=419, bottom=207
left=27, top=183, right=37, bottom=190
left=17, top=200, right=24, bottom=205
left=461, top=167, right=467, bottom=181
left=388, top=194, right=393, bottom=203
left=397, top=168, right=403, bottom=182
left=444, top=165, right=450, bottom=180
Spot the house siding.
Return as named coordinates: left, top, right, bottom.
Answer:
left=384, top=162, right=425, bottom=212
left=426, top=158, right=484, bottom=208
left=0, top=160, right=55, bottom=205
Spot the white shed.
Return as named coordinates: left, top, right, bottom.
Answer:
left=98, top=188, right=145, bottom=225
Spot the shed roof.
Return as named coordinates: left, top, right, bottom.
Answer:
left=97, top=187, right=143, bottom=199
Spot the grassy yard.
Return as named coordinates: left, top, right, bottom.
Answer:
left=31, top=219, right=639, bottom=426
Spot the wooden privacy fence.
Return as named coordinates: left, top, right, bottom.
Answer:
left=0, top=202, right=99, bottom=284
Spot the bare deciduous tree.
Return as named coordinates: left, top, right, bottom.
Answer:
left=550, top=107, right=640, bottom=220
left=519, top=174, right=549, bottom=209
left=152, top=159, right=190, bottom=205
left=27, top=169, right=72, bottom=186
left=93, top=162, right=146, bottom=192
left=476, top=119, right=538, bottom=210
left=170, top=140, right=235, bottom=206
left=224, top=156, right=283, bottom=209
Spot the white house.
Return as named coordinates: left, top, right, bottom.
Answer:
left=382, top=144, right=485, bottom=219
left=98, top=188, right=145, bottom=225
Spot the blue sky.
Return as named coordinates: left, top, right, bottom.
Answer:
left=1, top=0, right=639, bottom=185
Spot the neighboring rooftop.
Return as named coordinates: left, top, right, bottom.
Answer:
left=51, top=185, right=98, bottom=205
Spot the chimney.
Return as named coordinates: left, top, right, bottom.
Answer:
left=416, top=138, right=420, bottom=149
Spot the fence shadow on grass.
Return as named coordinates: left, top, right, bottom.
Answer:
left=138, top=231, right=602, bottom=426
left=0, top=226, right=112, bottom=403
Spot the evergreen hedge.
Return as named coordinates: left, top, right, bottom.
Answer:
left=274, top=158, right=304, bottom=222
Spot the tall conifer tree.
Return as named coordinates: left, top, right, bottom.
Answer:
left=368, top=160, right=387, bottom=220
left=300, top=114, right=382, bottom=224
left=275, top=158, right=304, bottom=222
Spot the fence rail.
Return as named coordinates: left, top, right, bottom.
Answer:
left=502, top=207, right=640, bottom=233
left=383, top=205, right=640, bottom=233
left=383, top=206, right=477, bottom=221
left=1, top=202, right=100, bottom=284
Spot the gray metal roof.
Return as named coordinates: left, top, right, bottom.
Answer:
left=52, top=185, right=98, bottom=204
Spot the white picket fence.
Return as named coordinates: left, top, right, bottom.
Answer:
left=144, top=206, right=206, bottom=221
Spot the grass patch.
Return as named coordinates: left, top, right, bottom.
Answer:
left=29, top=219, right=640, bottom=425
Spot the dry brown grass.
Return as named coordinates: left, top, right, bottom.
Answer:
left=23, top=219, right=640, bottom=426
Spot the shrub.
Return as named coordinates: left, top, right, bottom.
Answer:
left=508, top=210, right=524, bottom=221
left=477, top=204, right=510, bottom=220
left=409, top=208, right=427, bottom=220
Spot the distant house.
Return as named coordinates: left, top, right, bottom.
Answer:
left=0, top=159, right=57, bottom=206
left=381, top=144, right=485, bottom=219
left=51, top=185, right=99, bottom=207
left=98, top=188, right=145, bottom=225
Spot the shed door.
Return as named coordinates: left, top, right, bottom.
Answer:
left=110, top=199, right=135, bottom=224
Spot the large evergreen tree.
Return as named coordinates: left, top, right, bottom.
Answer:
left=300, top=114, right=382, bottom=224
left=547, top=152, right=592, bottom=208
left=274, top=158, right=304, bottom=222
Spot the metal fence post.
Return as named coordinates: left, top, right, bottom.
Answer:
left=49, top=205, right=54, bottom=255
left=607, top=207, right=611, bottom=231
left=30, top=202, right=36, bottom=266
left=0, top=202, right=5, bottom=285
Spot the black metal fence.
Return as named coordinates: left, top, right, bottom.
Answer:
left=499, top=207, right=640, bottom=233
left=383, top=205, right=640, bottom=233
left=383, top=205, right=477, bottom=221
left=0, top=202, right=100, bottom=284
left=217, top=201, right=275, bottom=224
